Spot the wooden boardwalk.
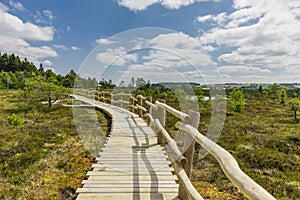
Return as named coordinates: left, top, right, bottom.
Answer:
left=73, top=95, right=179, bottom=200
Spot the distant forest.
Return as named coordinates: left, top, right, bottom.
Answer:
left=0, top=52, right=98, bottom=89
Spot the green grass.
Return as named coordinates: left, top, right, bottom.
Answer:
left=191, top=97, right=300, bottom=199
left=1, top=89, right=299, bottom=199
left=0, top=90, right=109, bottom=199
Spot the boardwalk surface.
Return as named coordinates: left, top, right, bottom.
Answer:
left=73, top=95, right=179, bottom=200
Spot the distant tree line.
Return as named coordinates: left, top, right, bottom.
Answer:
left=0, top=52, right=99, bottom=108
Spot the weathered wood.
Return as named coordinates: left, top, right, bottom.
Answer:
left=157, top=102, right=166, bottom=145
left=173, top=161, right=204, bottom=200
left=82, top=184, right=179, bottom=188
left=136, top=104, right=148, bottom=113
left=156, top=100, right=191, bottom=123
left=73, top=94, right=179, bottom=199
left=87, top=175, right=178, bottom=181
left=74, top=93, right=275, bottom=200
left=77, top=187, right=178, bottom=193
left=178, top=110, right=200, bottom=200
left=81, top=180, right=177, bottom=184
left=145, top=99, right=157, bottom=111
left=176, top=122, right=276, bottom=200
left=154, top=119, right=186, bottom=166
left=77, top=193, right=177, bottom=200
left=138, top=95, right=143, bottom=117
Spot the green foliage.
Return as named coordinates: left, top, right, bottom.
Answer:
left=174, top=88, right=187, bottom=101
left=24, top=76, right=69, bottom=109
left=194, top=86, right=205, bottom=100
left=0, top=90, right=96, bottom=199
left=278, top=88, right=287, bottom=104
left=267, top=83, right=280, bottom=99
left=0, top=52, right=38, bottom=73
left=7, top=114, right=25, bottom=127
left=287, top=98, right=300, bottom=121
left=228, top=89, right=245, bottom=112
left=97, top=78, right=115, bottom=89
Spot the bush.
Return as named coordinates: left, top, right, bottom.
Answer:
left=7, top=114, right=25, bottom=127
left=228, top=89, right=245, bottom=113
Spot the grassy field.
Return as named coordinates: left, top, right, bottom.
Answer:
left=191, top=96, right=300, bottom=199
left=0, top=89, right=299, bottom=199
left=0, top=90, right=109, bottom=199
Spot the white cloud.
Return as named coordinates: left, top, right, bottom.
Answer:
left=118, top=0, right=158, bottom=11
left=197, top=12, right=227, bottom=24
left=53, top=44, right=68, bottom=51
left=9, top=0, right=25, bottom=12
left=124, top=32, right=218, bottom=83
left=145, top=32, right=214, bottom=68
left=96, top=47, right=138, bottom=66
left=198, top=0, right=300, bottom=82
left=67, top=26, right=71, bottom=32
left=0, top=8, right=54, bottom=41
left=118, top=0, right=220, bottom=11
left=0, top=3, right=57, bottom=65
left=197, top=14, right=214, bottom=22
left=71, top=46, right=80, bottom=51
left=43, top=10, right=54, bottom=20
left=96, top=38, right=116, bottom=45
left=218, top=65, right=271, bottom=74
left=43, top=60, right=53, bottom=66
left=0, top=2, right=9, bottom=12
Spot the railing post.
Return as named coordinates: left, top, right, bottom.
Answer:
left=178, top=110, right=200, bottom=200
left=147, top=96, right=153, bottom=115
left=120, top=93, right=123, bottom=108
left=138, top=96, right=143, bottom=117
left=146, top=96, right=153, bottom=125
left=157, top=100, right=166, bottom=145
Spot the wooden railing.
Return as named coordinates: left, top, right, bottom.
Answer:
left=73, top=88, right=276, bottom=200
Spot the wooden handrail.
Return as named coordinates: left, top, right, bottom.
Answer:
left=155, top=101, right=191, bottom=123
left=130, top=96, right=138, bottom=102
left=145, top=100, right=158, bottom=110
left=172, top=161, right=204, bottom=200
left=175, top=122, right=276, bottom=200
left=154, top=119, right=186, bottom=166
left=88, top=90, right=276, bottom=200
left=136, top=104, right=147, bottom=113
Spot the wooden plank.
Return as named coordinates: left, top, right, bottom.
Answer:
left=92, top=163, right=170, bottom=169
left=81, top=180, right=177, bottom=184
left=76, top=193, right=178, bottom=200
left=87, top=171, right=174, bottom=176
left=91, top=168, right=173, bottom=173
left=97, top=154, right=167, bottom=158
left=74, top=94, right=180, bottom=199
left=76, top=187, right=179, bottom=193
left=87, top=175, right=178, bottom=181
left=95, top=160, right=170, bottom=164
left=82, top=184, right=179, bottom=188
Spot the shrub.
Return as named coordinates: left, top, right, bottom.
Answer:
left=228, top=89, right=245, bottom=113
left=7, top=114, right=25, bottom=127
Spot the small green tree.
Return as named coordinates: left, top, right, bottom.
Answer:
left=267, top=84, right=280, bottom=99
left=229, top=89, right=245, bottom=112
left=194, top=86, right=204, bottom=101
left=278, top=88, right=287, bottom=104
left=25, top=76, right=68, bottom=109
left=287, top=98, right=300, bottom=122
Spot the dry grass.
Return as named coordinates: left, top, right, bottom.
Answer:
left=0, top=90, right=108, bottom=199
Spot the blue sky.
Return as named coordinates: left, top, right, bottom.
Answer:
left=0, top=0, right=300, bottom=83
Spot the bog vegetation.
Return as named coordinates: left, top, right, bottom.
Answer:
left=0, top=52, right=299, bottom=199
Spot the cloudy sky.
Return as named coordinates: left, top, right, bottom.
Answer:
left=0, top=0, right=300, bottom=83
